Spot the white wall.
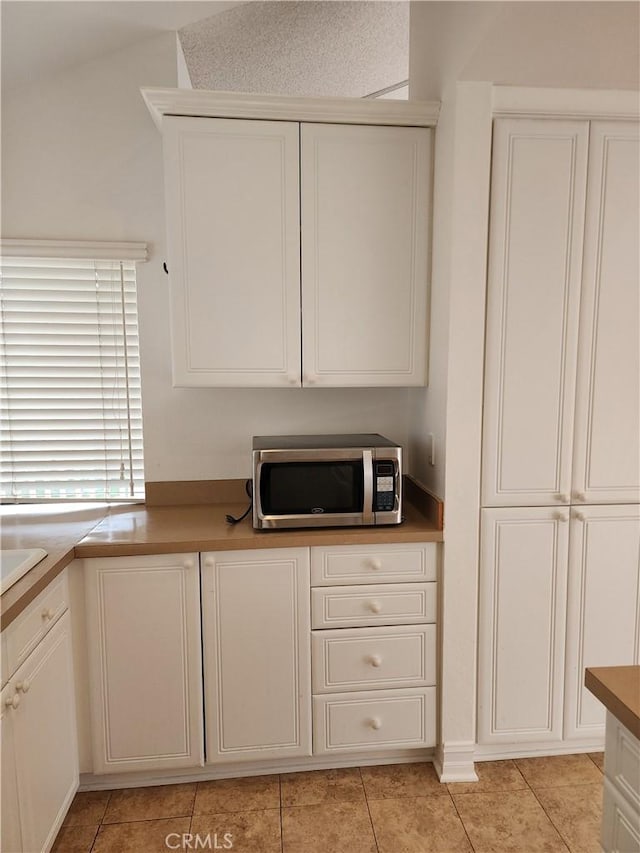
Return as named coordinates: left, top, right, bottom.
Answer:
left=1, top=26, right=413, bottom=484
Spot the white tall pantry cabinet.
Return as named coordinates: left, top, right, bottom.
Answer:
left=478, top=118, right=640, bottom=752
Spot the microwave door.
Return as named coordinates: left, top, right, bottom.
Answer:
left=254, top=450, right=372, bottom=528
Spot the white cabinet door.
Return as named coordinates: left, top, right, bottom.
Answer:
left=85, top=554, right=203, bottom=774
left=202, top=548, right=311, bottom=762
left=572, top=122, right=640, bottom=504
left=1, top=682, right=22, bottom=853
left=478, top=508, right=570, bottom=745
left=482, top=119, right=589, bottom=506
left=10, top=613, right=78, bottom=853
left=163, top=116, right=301, bottom=387
left=564, top=506, right=640, bottom=740
left=301, top=123, right=431, bottom=387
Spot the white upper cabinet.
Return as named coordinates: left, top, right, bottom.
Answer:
left=161, top=113, right=432, bottom=388
left=572, top=122, right=640, bottom=504
left=163, top=117, right=301, bottom=387
left=483, top=117, right=640, bottom=506
left=482, top=119, right=589, bottom=506
left=301, top=123, right=431, bottom=386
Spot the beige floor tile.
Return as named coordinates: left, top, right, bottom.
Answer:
left=282, top=800, right=376, bottom=853
left=191, top=808, right=281, bottom=853
left=51, top=824, right=99, bottom=853
left=281, top=767, right=365, bottom=807
left=515, top=754, right=603, bottom=790
left=194, top=775, right=280, bottom=815
left=360, top=761, right=447, bottom=800
left=369, top=794, right=472, bottom=853
left=102, top=783, right=196, bottom=824
left=535, top=783, right=603, bottom=853
left=453, top=789, right=569, bottom=852
left=447, top=759, right=528, bottom=795
left=63, top=790, right=112, bottom=826
left=587, top=752, right=605, bottom=772
left=92, top=817, right=191, bottom=853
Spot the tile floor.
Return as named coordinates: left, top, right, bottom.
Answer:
left=53, top=752, right=604, bottom=853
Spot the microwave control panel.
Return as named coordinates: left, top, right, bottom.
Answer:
left=373, top=460, right=397, bottom=512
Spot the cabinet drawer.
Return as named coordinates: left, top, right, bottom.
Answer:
left=311, top=544, right=437, bottom=586
left=312, top=625, right=436, bottom=693
left=313, top=687, right=436, bottom=754
left=605, top=713, right=640, bottom=810
left=4, top=571, right=68, bottom=679
left=312, top=583, right=436, bottom=629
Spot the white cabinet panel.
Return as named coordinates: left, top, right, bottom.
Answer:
left=1, top=682, right=22, bottom=853
left=313, top=687, right=436, bottom=754
left=10, top=613, right=78, bottom=853
left=564, top=506, right=640, bottom=740
left=482, top=119, right=588, bottom=506
left=202, top=548, right=311, bottom=762
left=572, top=122, right=640, bottom=504
left=312, top=624, right=436, bottom=693
left=301, top=123, right=431, bottom=387
left=163, top=116, right=301, bottom=387
left=85, top=554, right=203, bottom=774
left=478, top=508, right=570, bottom=744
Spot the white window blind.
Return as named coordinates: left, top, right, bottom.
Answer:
left=0, top=254, right=145, bottom=502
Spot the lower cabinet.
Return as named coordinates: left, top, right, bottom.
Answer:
left=310, top=544, right=438, bottom=754
left=478, top=505, right=640, bottom=750
left=201, top=548, right=312, bottom=762
left=84, top=553, right=203, bottom=773
left=2, top=611, right=78, bottom=853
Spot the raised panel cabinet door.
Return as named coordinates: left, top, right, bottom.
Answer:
left=84, top=554, right=203, bottom=774
left=11, top=613, right=78, bottom=853
left=301, top=123, right=431, bottom=387
left=564, top=506, right=640, bottom=741
left=477, top=508, right=570, bottom=745
left=201, top=548, right=311, bottom=762
left=482, top=119, right=589, bottom=506
left=1, top=681, right=22, bottom=853
left=572, top=122, right=640, bottom=504
left=163, top=116, right=301, bottom=387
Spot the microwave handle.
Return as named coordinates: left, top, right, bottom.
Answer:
left=362, top=450, right=374, bottom=525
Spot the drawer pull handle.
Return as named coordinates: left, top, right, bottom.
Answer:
left=573, top=511, right=586, bottom=522
left=16, top=680, right=30, bottom=694
left=5, top=694, right=20, bottom=710
left=556, top=493, right=569, bottom=503
left=369, top=717, right=382, bottom=730
left=368, top=559, right=382, bottom=571
left=368, top=601, right=382, bottom=614
left=204, top=557, right=214, bottom=568
left=42, top=607, right=55, bottom=621
left=368, top=654, right=382, bottom=668
left=553, top=512, right=568, bottom=523
left=183, top=559, right=195, bottom=570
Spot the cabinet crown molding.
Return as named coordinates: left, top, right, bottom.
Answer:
left=141, top=87, right=440, bottom=131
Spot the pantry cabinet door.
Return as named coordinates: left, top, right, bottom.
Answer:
left=572, top=121, right=640, bottom=504
left=85, top=554, right=203, bottom=773
left=202, top=548, right=312, bottom=762
left=478, top=508, right=570, bottom=745
left=163, top=116, right=301, bottom=387
left=564, top=506, right=640, bottom=741
left=482, top=119, right=589, bottom=506
left=301, top=123, right=431, bottom=387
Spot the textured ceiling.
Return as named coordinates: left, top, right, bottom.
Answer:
left=179, top=1, right=409, bottom=98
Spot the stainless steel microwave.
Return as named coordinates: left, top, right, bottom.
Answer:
left=252, top=434, right=402, bottom=530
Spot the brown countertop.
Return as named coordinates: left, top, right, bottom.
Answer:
left=2, top=494, right=443, bottom=630
left=585, top=665, right=640, bottom=740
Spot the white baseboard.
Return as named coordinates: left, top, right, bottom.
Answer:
left=79, top=747, right=436, bottom=791
left=474, top=738, right=605, bottom=761
left=434, top=741, right=478, bottom=783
